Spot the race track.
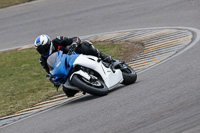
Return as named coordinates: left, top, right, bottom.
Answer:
left=0, top=0, right=200, bottom=133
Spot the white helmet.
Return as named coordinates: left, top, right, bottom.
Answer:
left=34, top=34, right=51, bottom=56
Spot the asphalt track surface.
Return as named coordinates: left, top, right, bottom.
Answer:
left=0, top=0, right=200, bottom=133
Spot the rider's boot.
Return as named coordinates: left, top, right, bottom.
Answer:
left=99, top=52, right=114, bottom=63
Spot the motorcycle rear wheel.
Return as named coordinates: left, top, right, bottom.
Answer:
left=121, top=64, right=137, bottom=85
left=71, top=75, right=109, bottom=96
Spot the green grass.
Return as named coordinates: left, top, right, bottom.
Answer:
left=93, top=42, right=128, bottom=60
left=0, top=48, right=62, bottom=117
left=0, top=0, right=34, bottom=9
left=0, top=43, right=132, bottom=117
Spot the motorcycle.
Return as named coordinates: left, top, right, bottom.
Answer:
left=47, top=50, right=137, bottom=96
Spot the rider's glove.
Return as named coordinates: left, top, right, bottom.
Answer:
left=68, top=43, right=78, bottom=54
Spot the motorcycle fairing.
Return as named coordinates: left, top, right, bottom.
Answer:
left=72, top=54, right=123, bottom=88
left=50, top=51, right=79, bottom=84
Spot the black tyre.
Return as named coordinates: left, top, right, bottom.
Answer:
left=71, top=74, right=109, bottom=96
left=121, top=64, right=137, bottom=85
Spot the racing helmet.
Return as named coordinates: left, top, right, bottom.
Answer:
left=34, top=34, right=51, bottom=57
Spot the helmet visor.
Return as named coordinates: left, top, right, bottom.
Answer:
left=36, top=44, right=50, bottom=56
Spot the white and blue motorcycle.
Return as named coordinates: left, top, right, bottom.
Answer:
left=47, top=50, right=137, bottom=96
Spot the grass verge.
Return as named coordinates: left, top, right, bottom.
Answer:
left=0, top=42, right=142, bottom=118
left=0, top=0, right=34, bottom=9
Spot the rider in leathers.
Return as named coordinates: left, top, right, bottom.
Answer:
left=34, top=34, right=113, bottom=97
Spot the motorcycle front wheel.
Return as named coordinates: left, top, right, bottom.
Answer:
left=71, top=75, right=109, bottom=96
